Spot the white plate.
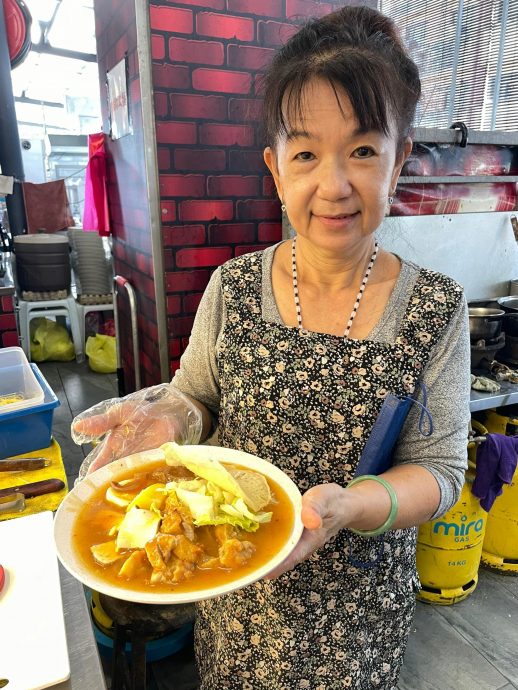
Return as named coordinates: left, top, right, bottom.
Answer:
left=54, top=445, right=304, bottom=605
left=0, top=512, right=70, bottom=690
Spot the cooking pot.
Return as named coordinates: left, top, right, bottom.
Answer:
left=468, top=308, right=505, bottom=340
left=497, top=298, right=518, bottom=337
left=503, top=313, right=518, bottom=338
left=497, top=296, right=518, bottom=313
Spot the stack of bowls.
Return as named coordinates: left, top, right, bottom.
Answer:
left=68, top=229, right=112, bottom=299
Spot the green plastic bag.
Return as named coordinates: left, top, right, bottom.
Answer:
left=85, top=334, right=117, bottom=373
left=30, top=317, right=75, bottom=362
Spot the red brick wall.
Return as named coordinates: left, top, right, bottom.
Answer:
left=151, top=0, right=371, bottom=376
left=0, top=294, right=19, bottom=348
left=93, top=0, right=376, bottom=387
left=94, top=0, right=161, bottom=391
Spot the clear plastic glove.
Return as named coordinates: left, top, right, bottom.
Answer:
left=72, top=384, right=203, bottom=480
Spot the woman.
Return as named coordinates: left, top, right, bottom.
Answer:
left=73, top=6, right=471, bottom=688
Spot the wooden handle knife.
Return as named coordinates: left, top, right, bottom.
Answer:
left=0, top=478, right=65, bottom=499
left=0, top=457, right=51, bottom=472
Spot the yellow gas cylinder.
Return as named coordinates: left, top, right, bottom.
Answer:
left=478, top=406, right=518, bottom=573
left=481, top=406, right=518, bottom=437
left=416, top=423, right=488, bottom=605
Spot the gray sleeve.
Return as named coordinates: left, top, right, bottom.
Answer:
left=393, top=296, right=471, bottom=519
left=170, top=267, right=223, bottom=420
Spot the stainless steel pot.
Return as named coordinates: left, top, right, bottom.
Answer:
left=497, top=296, right=518, bottom=313
left=503, top=313, right=518, bottom=338
left=468, top=307, right=505, bottom=340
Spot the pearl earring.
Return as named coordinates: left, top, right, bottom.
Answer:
left=281, top=203, right=286, bottom=212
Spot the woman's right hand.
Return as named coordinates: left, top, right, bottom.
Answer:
left=71, top=384, right=204, bottom=477
left=265, top=483, right=352, bottom=578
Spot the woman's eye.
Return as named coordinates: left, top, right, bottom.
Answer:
left=353, top=146, right=375, bottom=159
left=294, top=151, right=315, bottom=161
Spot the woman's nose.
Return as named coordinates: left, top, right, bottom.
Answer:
left=317, top=159, right=353, bottom=200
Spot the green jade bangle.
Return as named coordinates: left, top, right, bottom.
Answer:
left=347, top=474, right=398, bottom=537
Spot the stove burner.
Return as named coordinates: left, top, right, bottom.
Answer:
left=98, top=595, right=195, bottom=690
left=471, top=332, right=506, bottom=371
left=470, top=332, right=506, bottom=349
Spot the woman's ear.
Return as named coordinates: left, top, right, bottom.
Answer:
left=264, top=147, right=284, bottom=202
left=389, top=137, right=413, bottom=195
left=401, top=136, right=413, bottom=164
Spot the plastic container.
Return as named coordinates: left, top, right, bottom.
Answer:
left=0, top=364, right=60, bottom=460
left=0, top=347, right=44, bottom=415
left=13, top=234, right=71, bottom=293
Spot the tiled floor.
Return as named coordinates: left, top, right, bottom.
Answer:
left=40, top=360, right=518, bottom=690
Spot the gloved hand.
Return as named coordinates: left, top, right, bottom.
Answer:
left=71, top=384, right=204, bottom=479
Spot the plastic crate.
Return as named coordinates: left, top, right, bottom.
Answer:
left=0, top=364, right=60, bottom=460
left=0, top=347, right=44, bottom=415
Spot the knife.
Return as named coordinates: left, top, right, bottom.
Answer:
left=0, top=479, right=65, bottom=499
left=0, top=492, right=25, bottom=513
left=0, top=457, right=51, bottom=472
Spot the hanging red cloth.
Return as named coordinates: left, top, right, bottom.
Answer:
left=82, top=132, right=111, bottom=236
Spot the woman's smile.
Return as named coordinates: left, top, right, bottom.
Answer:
left=313, top=211, right=360, bottom=228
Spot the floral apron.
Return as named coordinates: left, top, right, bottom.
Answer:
left=195, top=251, right=463, bottom=690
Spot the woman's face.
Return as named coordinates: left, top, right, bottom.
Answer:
left=264, top=78, right=411, bottom=255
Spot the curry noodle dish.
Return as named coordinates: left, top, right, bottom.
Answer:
left=72, top=443, right=295, bottom=593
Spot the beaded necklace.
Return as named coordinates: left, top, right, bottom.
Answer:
left=291, top=237, right=379, bottom=338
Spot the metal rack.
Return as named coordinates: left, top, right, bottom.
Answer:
left=469, top=380, right=518, bottom=412
left=399, top=175, right=518, bottom=184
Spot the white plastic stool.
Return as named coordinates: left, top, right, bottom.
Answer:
left=17, top=295, right=83, bottom=362
left=76, top=302, right=114, bottom=350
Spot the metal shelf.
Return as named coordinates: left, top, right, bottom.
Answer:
left=470, top=379, right=518, bottom=412
left=399, top=175, right=518, bottom=184
left=412, top=127, right=518, bottom=146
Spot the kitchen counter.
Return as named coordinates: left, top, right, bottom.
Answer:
left=470, top=379, right=518, bottom=412
left=54, top=563, right=107, bottom=690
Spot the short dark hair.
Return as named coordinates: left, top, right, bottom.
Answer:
left=262, top=6, right=421, bottom=156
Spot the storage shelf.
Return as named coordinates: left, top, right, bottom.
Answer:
left=470, top=379, right=518, bottom=412
left=412, top=127, right=518, bottom=146
left=398, top=175, right=518, bottom=184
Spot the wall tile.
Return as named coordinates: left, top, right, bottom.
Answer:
left=196, top=11, right=254, bottom=41
left=149, top=5, right=193, bottom=33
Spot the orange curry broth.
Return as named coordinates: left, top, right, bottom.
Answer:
left=72, top=460, right=296, bottom=593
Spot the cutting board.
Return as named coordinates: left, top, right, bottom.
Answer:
left=0, top=511, right=70, bottom=689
